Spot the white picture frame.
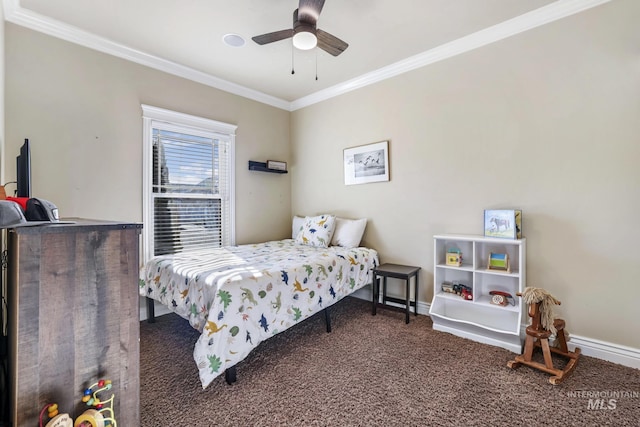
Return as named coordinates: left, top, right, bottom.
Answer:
left=343, top=140, right=389, bottom=186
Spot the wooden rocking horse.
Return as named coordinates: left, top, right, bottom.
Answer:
left=507, top=287, right=580, bottom=384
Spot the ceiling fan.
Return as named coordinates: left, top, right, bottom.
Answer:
left=252, top=0, right=348, bottom=56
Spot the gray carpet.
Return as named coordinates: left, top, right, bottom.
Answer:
left=140, top=297, right=639, bottom=426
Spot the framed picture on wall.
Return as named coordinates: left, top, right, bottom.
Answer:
left=343, top=140, right=389, bottom=185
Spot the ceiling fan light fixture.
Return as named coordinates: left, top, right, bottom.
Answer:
left=292, top=28, right=317, bottom=50
left=253, top=2, right=348, bottom=57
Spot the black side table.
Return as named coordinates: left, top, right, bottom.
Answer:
left=372, top=263, right=421, bottom=324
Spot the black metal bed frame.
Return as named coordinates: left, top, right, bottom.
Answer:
left=145, top=296, right=333, bottom=385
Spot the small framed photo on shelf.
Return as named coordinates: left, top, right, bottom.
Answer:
left=267, top=160, right=287, bottom=171
left=484, top=209, right=522, bottom=239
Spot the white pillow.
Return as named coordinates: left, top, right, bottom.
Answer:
left=295, top=214, right=336, bottom=248
left=292, top=215, right=305, bottom=239
left=331, top=218, right=367, bottom=248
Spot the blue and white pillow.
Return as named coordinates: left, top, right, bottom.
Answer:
left=295, top=214, right=336, bottom=248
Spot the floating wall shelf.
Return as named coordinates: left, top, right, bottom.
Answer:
left=248, top=161, right=288, bottom=174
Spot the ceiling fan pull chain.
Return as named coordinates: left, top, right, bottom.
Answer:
left=315, top=49, right=318, bottom=81
left=291, top=44, right=295, bottom=75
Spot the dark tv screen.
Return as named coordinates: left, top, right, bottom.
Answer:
left=16, top=138, right=31, bottom=198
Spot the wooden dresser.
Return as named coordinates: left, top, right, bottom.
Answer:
left=7, top=220, right=141, bottom=426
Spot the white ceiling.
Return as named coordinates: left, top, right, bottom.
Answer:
left=5, top=0, right=610, bottom=110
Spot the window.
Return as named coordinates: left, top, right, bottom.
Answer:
left=142, top=105, right=236, bottom=262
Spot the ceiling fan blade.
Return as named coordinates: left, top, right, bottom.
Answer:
left=252, top=29, right=294, bottom=45
left=298, top=0, right=325, bottom=23
left=316, top=29, right=348, bottom=56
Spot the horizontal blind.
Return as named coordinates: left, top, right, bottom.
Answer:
left=153, top=197, right=222, bottom=255
left=152, top=128, right=230, bottom=256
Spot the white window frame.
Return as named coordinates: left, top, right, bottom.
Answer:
left=141, top=104, right=236, bottom=263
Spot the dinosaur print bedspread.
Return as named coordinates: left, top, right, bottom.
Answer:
left=141, top=239, right=378, bottom=389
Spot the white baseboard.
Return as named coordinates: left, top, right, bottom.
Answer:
left=140, top=289, right=640, bottom=371
left=352, top=287, right=640, bottom=370
left=567, top=335, right=640, bottom=369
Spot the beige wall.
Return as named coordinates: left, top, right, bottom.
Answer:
left=291, top=0, right=640, bottom=348
left=3, top=1, right=639, bottom=351
left=4, top=24, right=291, bottom=245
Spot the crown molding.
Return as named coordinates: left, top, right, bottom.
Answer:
left=2, top=0, right=291, bottom=110
left=290, top=0, right=612, bottom=110
left=4, top=0, right=612, bottom=112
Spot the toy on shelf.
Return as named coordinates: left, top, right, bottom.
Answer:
left=441, top=281, right=473, bottom=300
left=445, top=248, right=463, bottom=266
left=489, top=290, right=515, bottom=306
left=441, top=281, right=455, bottom=293
left=459, top=285, right=473, bottom=301
left=487, top=252, right=510, bottom=273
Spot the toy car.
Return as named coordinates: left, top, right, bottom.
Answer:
left=452, top=282, right=473, bottom=300
left=441, top=281, right=455, bottom=293
left=460, top=287, right=473, bottom=300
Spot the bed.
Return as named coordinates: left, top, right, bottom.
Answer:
left=140, top=215, right=378, bottom=389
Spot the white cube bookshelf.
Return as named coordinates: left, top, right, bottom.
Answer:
left=429, top=234, right=526, bottom=353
